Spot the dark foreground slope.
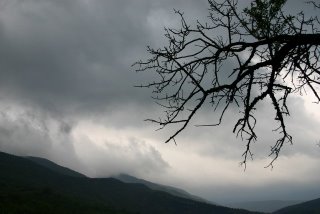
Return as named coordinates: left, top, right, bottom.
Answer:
left=0, top=151, right=259, bottom=214
left=0, top=152, right=132, bottom=214
left=273, top=198, right=320, bottom=214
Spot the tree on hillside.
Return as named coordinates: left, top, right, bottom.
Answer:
left=135, top=0, right=320, bottom=167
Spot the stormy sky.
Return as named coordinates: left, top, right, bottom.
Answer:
left=0, top=0, right=319, bottom=204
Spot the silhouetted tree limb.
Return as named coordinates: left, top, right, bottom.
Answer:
left=135, top=0, right=320, bottom=167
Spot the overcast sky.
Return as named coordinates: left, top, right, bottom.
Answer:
left=0, top=0, right=319, bottom=204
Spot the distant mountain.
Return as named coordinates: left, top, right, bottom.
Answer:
left=26, top=156, right=209, bottom=204
left=0, top=151, right=259, bottom=214
left=114, top=173, right=213, bottom=204
left=273, top=198, right=320, bottom=214
left=25, top=156, right=86, bottom=178
left=226, top=200, right=303, bottom=213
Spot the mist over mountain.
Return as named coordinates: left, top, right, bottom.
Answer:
left=226, top=200, right=304, bottom=213
left=114, top=173, right=214, bottom=204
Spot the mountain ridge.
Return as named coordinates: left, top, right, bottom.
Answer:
left=114, top=173, right=213, bottom=204
left=273, top=198, right=320, bottom=214
left=0, top=151, right=259, bottom=214
left=25, top=156, right=86, bottom=178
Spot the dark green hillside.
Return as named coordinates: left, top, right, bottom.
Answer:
left=273, top=198, right=320, bottom=214
left=0, top=188, right=133, bottom=214
left=0, top=151, right=259, bottom=214
left=0, top=152, right=132, bottom=214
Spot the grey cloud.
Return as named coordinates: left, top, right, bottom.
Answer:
left=174, top=95, right=320, bottom=162
left=0, top=0, right=208, bottom=117
left=0, top=103, right=169, bottom=178
left=0, top=0, right=146, bottom=115
left=0, top=105, right=79, bottom=168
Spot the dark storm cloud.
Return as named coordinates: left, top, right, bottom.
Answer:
left=0, top=0, right=313, bottom=117
left=0, top=0, right=207, bottom=116
left=0, top=0, right=138, bottom=114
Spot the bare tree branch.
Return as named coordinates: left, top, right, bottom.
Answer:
left=135, top=0, right=320, bottom=167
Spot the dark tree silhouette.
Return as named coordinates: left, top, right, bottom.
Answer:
left=135, top=0, right=320, bottom=167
